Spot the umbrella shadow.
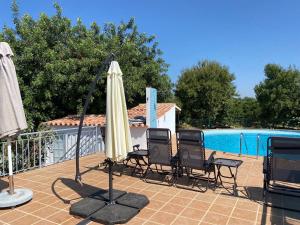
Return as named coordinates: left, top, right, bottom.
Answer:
left=96, top=162, right=138, bottom=177
left=51, top=177, right=104, bottom=205
left=0, top=179, right=8, bottom=192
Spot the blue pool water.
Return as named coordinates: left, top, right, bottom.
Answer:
left=203, top=129, right=300, bottom=156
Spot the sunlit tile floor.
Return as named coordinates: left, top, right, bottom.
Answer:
left=0, top=151, right=299, bottom=225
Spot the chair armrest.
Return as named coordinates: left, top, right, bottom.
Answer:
left=133, top=144, right=140, bottom=151
left=207, top=151, right=216, bottom=165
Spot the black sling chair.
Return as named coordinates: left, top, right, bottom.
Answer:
left=144, top=128, right=177, bottom=185
left=99, top=126, right=145, bottom=176
left=263, top=136, right=300, bottom=211
left=175, top=129, right=216, bottom=191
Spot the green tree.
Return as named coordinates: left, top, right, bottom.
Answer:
left=175, top=60, right=236, bottom=128
left=255, top=64, right=300, bottom=127
left=226, top=97, right=260, bottom=127
left=0, top=3, right=173, bottom=129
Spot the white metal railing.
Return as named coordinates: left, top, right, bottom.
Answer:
left=239, top=132, right=267, bottom=158
left=0, top=126, right=104, bottom=176
left=239, top=132, right=249, bottom=156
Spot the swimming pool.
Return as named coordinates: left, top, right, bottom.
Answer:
left=203, top=129, right=300, bottom=156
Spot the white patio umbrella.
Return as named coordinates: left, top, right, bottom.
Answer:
left=70, top=59, right=148, bottom=224
left=0, top=42, right=32, bottom=207
left=105, top=61, right=133, bottom=203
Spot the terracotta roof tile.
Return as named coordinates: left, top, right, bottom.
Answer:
left=46, top=103, right=180, bottom=127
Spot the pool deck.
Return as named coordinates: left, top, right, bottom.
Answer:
left=0, top=151, right=299, bottom=225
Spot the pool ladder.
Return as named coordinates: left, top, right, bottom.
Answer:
left=239, top=132, right=260, bottom=158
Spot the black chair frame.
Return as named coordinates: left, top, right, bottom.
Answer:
left=99, top=126, right=145, bottom=176
left=175, top=129, right=216, bottom=191
left=263, top=136, right=300, bottom=211
left=144, top=128, right=177, bottom=185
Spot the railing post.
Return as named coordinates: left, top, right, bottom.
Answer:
left=239, top=133, right=243, bottom=156
left=2, top=143, right=5, bottom=175
left=15, top=140, right=18, bottom=172
left=39, top=133, right=42, bottom=168
left=95, top=126, right=98, bottom=153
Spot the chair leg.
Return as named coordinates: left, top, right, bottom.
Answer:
left=143, top=165, right=150, bottom=181
left=155, top=164, right=158, bottom=173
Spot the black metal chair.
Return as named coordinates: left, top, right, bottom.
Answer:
left=99, top=126, right=144, bottom=176
left=175, top=129, right=216, bottom=191
left=144, top=128, right=176, bottom=185
left=263, top=136, right=300, bottom=211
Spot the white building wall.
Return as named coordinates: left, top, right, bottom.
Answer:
left=130, top=106, right=177, bottom=148
left=157, top=106, right=176, bottom=134
left=130, top=127, right=147, bottom=149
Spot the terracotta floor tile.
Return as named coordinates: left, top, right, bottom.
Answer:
left=136, top=208, right=157, bottom=219
left=61, top=216, right=83, bottom=224
left=160, top=187, right=180, bottom=195
left=32, top=206, right=59, bottom=218
left=160, top=203, right=185, bottom=215
left=0, top=210, right=27, bottom=223
left=177, top=190, right=198, bottom=199
left=150, top=211, right=176, bottom=225
left=0, top=152, right=297, bottom=225
left=143, top=221, right=162, bottom=225
left=0, top=208, right=14, bottom=216
left=125, top=217, right=146, bottom=225
left=172, top=216, right=199, bottom=225
left=236, top=199, right=259, bottom=211
left=11, top=214, right=41, bottom=225
left=188, top=200, right=211, bottom=211
left=227, top=217, right=255, bottom=225
left=32, top=219, right=57, bottom=225
left=214, top=196, right=237, bottom=207
left=49, top=200, right=70, bottom=210
left=232, top=208, right=258, bottom=221
left=47, top=210, right=73, bottom=224
left=146, top=200, right=165, bottom=210
left=38, top=196, right=60, bottom=205
left=202, top=212, right=229, bottom=225
left=169, top=197, right=190, bottom=206
left=152, top=193, right=174, bottom=202
left=140, top=190, right=157, bottom=199
left=210, top=204, right=234, bottom=216
left=181, top=207, right=206, bottom=220
left=195, top=193, right=216, bottom=203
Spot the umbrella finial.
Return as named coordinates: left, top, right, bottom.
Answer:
left=111, top=53, right=115, bottom=61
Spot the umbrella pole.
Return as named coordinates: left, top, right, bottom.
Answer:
left=108, top=159, right=114, bottom=204
left=7, top=138, right=15, bottom=195
left=74, top=53, right=115, bottom=184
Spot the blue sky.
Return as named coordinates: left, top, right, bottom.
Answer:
left=1, top=0, right=300, bottom=97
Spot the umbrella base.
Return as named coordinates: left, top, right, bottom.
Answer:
left=70, top=189, right=149, bottom=224
left=0, top=188, right=33, bottom=208
left=90, top=203, right=139, bottom=224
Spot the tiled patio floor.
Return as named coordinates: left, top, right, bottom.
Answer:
left=0, top=152, right=299, bottom=225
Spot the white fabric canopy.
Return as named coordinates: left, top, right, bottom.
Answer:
left=0, top=42, right=27, bottom=139
left=105, top=61, right=132, bottom=161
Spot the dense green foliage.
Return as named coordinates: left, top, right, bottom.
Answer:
left=0, top=3, right=173, bottom=129
left=255, top=64, right=300, bottom=128
left=225, top=97, right=260, bottom=127
left=175, top=61, right=236, bottom=128
left=1, top=2, right=300, bottom=130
